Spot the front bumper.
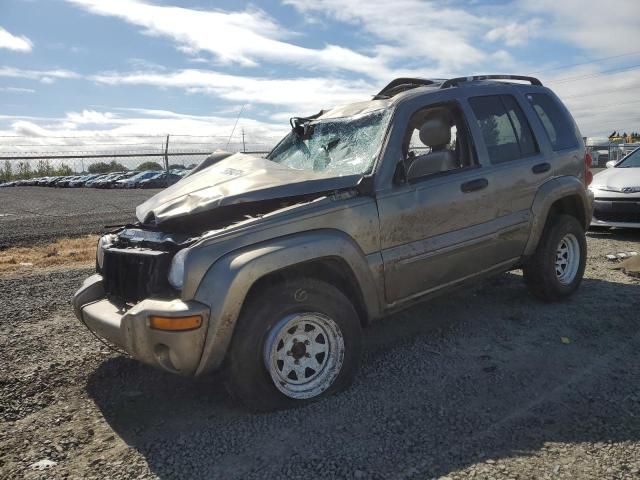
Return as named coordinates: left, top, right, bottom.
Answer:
left=591, top=197, right=640, bottom=228
left=73, top=274, right=210, bottom=375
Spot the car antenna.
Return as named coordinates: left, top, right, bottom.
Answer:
left=225, top=104, right=246, bottom=150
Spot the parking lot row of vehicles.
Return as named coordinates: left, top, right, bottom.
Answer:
left=0, top=169, right=190, bottom=189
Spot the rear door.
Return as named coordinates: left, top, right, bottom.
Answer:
left=464, top=91, right=553, bottom=262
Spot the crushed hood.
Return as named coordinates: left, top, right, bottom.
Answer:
left=136, top=152, right=362, bottom=226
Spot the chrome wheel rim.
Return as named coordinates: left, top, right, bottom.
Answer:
left=264, top=312, right=344, bottom=399
left=555, top=233, right=580, bottom=285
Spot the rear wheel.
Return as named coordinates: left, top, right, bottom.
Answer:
left=225, top=278, right=362, bottom=411
left=523, top=214, right=586, bottom=301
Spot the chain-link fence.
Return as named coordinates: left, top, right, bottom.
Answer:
left=587, top=142, right=640, bottom=167
left=0, top=134, right=279, bottom=181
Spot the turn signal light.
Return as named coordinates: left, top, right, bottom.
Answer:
left=149, top=315, right=202, bottom=331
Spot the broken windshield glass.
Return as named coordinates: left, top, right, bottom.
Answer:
left=267, top=108, right=391, bottom=176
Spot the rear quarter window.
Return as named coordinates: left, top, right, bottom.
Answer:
left=526, top=93, right=578, bottom=151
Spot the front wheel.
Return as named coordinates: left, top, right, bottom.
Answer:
left=225, top=278, right=362, bottom=411
left=523, top=214, right=587, bottom=301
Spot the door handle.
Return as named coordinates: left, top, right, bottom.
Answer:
left=532, top=162, right=551, bottom=174
left=460, top=178, right=488, bottom=193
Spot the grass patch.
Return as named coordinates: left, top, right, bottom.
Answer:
left=0, top=235, right=97, bottom=275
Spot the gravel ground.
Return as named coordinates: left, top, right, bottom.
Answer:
left=0, top=187, right=157, bottom=248
left=1, top=229, right=639, bottom=479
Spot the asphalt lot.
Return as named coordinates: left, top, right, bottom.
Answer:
left=0, top=188, right=639, bottom=479
left=0, top=187, right=158, bottom=248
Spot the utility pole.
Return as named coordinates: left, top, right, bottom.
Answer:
left=163, top=134, right=170, bottom=186
left=242, top=128, right=246, bottom=153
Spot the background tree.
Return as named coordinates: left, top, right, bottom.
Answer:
left=136, top=161, right=163, bottom=171
left=55, top=163, right=73, bottom=176
left=1, top=160, right=13, bottom=182
left=478, top=115, right=500, bottom=146
left=88, top=162, right=112, bottom=174
left=169, top=163, right=185, bottom=169
left=88, top=160, right=128, bottom=173
left=108, top=160, right=128, bottom=172
left=35, top=159, right=54, bottom=176
left=17, top=161, right=32, bottom=179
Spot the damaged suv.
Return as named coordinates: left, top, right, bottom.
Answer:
left=74, top=75, right=593, bottom=411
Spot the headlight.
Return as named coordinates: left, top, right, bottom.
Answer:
left=168, top=248, right=188, bottom=290
left=96, top=234, right=116, bottom=269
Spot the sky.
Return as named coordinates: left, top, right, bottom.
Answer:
left=1, top=0, right=640, bottom=154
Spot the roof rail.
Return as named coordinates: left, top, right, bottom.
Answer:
left=440, top=75, right=542, bottom=89
left=374, top=78, right=436, bottom=99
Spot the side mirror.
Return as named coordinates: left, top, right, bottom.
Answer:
left=605, top=160, right=616, bottom=168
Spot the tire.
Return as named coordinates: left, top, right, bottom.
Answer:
left=523, top=214, right=587, bottom=301
left=225, top=278, right=362, bottom=412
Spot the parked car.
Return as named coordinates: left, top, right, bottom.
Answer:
left=55, top=175, right=79, bottom=187
left=85, top=174, right=110, bottom=187
left=67, top=174, right=97, bottom=188
left=137, top=172, right=182, bottom=189
left=74, top=75, right=593, bottom=411
left=590, top=146, right=640, bottom=228
left=90, top=172, right=125, bottom=188
left=114, top=170, right=160, bottom=188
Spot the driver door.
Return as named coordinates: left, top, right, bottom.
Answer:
left=376, top=102, right=504, bottom=304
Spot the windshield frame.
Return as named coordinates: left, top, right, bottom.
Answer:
left=615, top=147, right=640, bottom=168
left=266, top=107, right=393, bottom=178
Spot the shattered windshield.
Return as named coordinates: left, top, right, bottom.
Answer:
left=267, top=108, right=391, bottom=176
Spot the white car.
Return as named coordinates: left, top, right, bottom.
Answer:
left=590, top=147, right=640, bottom=228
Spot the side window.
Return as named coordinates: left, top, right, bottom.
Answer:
left=526, top=93, right=578, bottom=151
left=502, top=95, right=538, bottom=157
left=468, top=95, right=539, bottom=164
left=401, top=103, right=477, bottom=180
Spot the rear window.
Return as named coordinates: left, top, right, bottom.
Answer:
left=468, top=95, right=539, bottom=164
left=526, top=93, right=578, bottom=151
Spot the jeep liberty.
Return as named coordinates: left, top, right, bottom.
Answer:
left=73, top=75, right=594, bottom=411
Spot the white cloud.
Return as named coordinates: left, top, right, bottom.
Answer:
left=485, top=19, right=542, bottom=47
left=0, top=108, right=287, bottom=155
left=0, top=86, right=35, bottom=93
left=520, top=0, right=640, bottom=56
left=66, top=0, right=387, bottom=77
left=65, top=110, right=117, bottom=125
left=91, top=68, right=375, bottom=113
left=284, top=0, right=509, bottom=71
left=0, top=66, right=80, bottom=83
left=545, top=66, right=640, bottom=138
left=0, top=26, right=33, bottom=52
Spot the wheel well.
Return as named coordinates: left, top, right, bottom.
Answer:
left=245, top=257, right=370, bottom=327
left=548, top=195, right=586, bottom=229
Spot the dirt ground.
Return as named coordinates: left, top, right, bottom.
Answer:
left=1, top=212, right=639, bottom=479
left=0, top=187, right=157, bottom=248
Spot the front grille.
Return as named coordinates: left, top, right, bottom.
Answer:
left=102, top=247, right=173, bottom=303
left=593, top=210, right=640, bottom=223
left=593, top=199, right=640, bottom=223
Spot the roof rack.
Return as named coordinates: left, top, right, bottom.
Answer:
left=373, top=78, right=437, bottom=99
left=440, top=75, right=542, bottom=89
